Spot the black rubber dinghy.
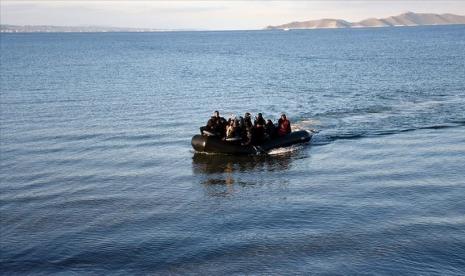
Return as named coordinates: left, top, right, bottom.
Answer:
left=191, top=130, right=312, bottom=155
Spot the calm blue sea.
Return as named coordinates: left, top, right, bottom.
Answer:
left=1, top=25, right=465, bottom=274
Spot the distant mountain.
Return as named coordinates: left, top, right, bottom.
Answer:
left=266, top=12, right=465, bottom=30
left=273, top=19, right=352, bottom=29
left=0, top=25, right=165, bottom=33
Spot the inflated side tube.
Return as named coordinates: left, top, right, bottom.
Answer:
left=191, top=130, right=312, bottom=155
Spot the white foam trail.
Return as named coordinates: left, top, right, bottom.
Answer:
left=267, top=144, right=303, bottom=155
left=292, top=119, right=320, bottom=131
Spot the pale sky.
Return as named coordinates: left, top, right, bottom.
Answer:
left=1, top=1, right=465, bottom=30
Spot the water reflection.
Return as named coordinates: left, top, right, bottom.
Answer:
left=192, top=151, right=303, bottom=197
left=192, top=152, right=297, bottom=174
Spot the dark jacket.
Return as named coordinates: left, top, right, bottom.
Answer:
left=265, top=121, right=277, bottom=139
left=242, top=117, right=253, bottom=145
left=206, top=116, right=227, bottom=136
left=253, top=115, right=266, bottom=143
left=254, top=116, right=266, bottom=128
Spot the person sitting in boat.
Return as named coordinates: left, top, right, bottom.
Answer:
left=277, top=113, right=291, bottom=136
left=225, top=118, right=241, bottom=141
left=242, top=113, right=252, bottom=132
left=238, top=116, right=245, bottom=131
left=265, top=119, right=277, bottom=139
left=200, top=110, right=227, bottom=137
left=225, top=118, right=234, bottom=138
left=225, top=115, right=235, bottom=134
left=253, top=113, right=266, bottom=144
left=234, top=118, right=242, bottom=138
left=241, top=112, right=254, bottom=145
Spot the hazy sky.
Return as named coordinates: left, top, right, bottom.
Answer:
left=2, top=1, right=465, bottom=30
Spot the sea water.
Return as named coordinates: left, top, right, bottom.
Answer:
left=1, top=25, right=465, bottom=274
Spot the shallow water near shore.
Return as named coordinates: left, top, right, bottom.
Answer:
left=1, top=26, right=465, bottom=274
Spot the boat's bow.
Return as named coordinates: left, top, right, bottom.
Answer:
left=191, top=134, right=207, bottom=152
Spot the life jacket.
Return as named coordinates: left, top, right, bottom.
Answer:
left=278, top=119, right=291, bottom=136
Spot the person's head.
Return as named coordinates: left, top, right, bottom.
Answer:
left=213, top=111, right=219, bottom=118
left=267, top=119, right=272, bottom=124
left=258, top=113, right=263, bottom=118
left=245, top=112, right=251, bottom=118
left=281, top=113, right=287, bottom=120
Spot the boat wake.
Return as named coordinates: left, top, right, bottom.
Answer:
left=267, top=144, right=306, bottom=155
left=306, top=121, right=465, bottom=146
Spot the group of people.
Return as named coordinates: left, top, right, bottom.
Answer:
left=200, top=111, right=291, bottom=145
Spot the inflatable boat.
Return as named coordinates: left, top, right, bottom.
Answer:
left=191, top=130, right=312, bottom=155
